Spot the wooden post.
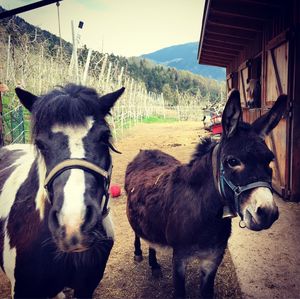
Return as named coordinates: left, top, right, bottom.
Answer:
left=0, top=92, right=4, bottom=147
left=6, top=35, right=11, bottom=83
left=0, top=84, right=9, bottom=147
left=82, top=48, right=92, bottom=85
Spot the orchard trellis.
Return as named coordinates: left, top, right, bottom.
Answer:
left=0, top=20, right=224, bottom=145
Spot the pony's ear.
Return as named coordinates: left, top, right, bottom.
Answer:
left=252, top=94, right=288, bottom=139
left=99, top=87, right=125, bottom=115
left=15, top=87, right=38, bottom=112
left=222, top=89, right=242, bottom=138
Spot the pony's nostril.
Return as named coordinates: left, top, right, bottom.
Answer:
left=70, top=235, right=79, bottom=246
left=82, top=204, right=98, bottom=230
left=85, top=205, right=94, bottom=224
left=49, top=209, right=60, bottom=231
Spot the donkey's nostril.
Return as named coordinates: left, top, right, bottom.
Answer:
left=256, top=206, right=265, bottom=217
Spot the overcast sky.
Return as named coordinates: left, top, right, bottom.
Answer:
left=0, top=0, right=205, bottom=57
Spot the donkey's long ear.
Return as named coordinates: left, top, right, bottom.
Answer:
left=15, top=87, right=38, bottom=112
left=99, top=87, right=125, bottom=116
left=252, top=94, right=288, bottom=139
left=222, top=89, right=242, bottom=138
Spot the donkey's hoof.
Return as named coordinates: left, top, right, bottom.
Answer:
left=152, top=267, right=163, bottom=278
left=134, top=255, right=143, bottom=262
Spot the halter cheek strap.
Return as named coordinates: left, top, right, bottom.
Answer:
left=44, top=159, right=112, bottom=217
left=212, top=144, right=273, bottom=220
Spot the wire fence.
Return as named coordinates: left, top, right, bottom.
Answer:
left=0, top=21, right=225, bottom=146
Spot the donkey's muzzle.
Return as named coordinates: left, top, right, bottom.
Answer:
left=244, top=204, right=279, bottom=231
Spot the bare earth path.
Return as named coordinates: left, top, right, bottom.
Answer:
left=0, top=122, right=243, bottom=298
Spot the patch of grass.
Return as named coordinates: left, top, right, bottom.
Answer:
left=142, top=116, right=177, bottom=124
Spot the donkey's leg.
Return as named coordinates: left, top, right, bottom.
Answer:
left=134, top=233, right=143, bottom=262
left=199, top=250, right=224, bottom=299
left=172, top=250, right=187, bottom=298
left=149, top=247, right=162, bottom=278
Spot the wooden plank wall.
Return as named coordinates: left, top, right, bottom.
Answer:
left=290, top=0, right=300, bottom=201
left=225, top=0, right=299, bottom=200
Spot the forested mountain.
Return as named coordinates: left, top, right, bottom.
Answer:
left=142, top=42, right=226, bottom=81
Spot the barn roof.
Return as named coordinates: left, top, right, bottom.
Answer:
left=198, top=0, right=284, bottom=67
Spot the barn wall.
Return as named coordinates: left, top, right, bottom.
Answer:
left=224, top=0, right=299, bottom=200
left=290, top=0, right=300, bottom=201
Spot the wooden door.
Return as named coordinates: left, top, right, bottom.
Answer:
left=264, top=38, right=290, bottom=198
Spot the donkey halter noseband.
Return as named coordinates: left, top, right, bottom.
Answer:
left=212, top=144, right=272, bottom=224
left=44, top=159, right=112, bottom=217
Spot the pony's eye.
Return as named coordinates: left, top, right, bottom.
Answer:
left=227, top=158, right=241, bottom=168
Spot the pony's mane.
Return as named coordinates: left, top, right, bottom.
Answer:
left=31, top=84, right=106, bottom=138
left=191, top=137, right=217, bottom=163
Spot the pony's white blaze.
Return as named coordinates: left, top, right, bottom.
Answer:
left=52, top=118, right=93, bottom=236
left=3, top=222, right=17, bottom=298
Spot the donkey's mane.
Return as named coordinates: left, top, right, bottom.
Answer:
left=191, top=137, right=217, bottom=163
left=190, top=123, right=254, bottom=164
left=31, top=84, right=106, bottom=137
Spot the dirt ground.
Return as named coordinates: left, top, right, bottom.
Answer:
left=1, top=121, right=243, bottom=298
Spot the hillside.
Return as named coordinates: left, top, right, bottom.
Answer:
left=142, top=42, right=226, bottom=81
left=0, top=6, right=224, bottom=106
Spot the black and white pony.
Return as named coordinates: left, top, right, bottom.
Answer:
left=125, top=90, right=287, bottom=298
left=0, top=84, right=124, bottom=298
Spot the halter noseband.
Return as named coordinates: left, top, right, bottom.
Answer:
left=212, top=144, right=272, bottom=221
left=44, top=159, right=112, bottom=217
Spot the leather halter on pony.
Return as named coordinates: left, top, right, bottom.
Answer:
left=44, top=159, right=112, bottom=217
left=212, top=144, right=273, bottom=224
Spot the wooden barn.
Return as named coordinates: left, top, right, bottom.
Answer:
left=198, top=0, right=300, bottom=201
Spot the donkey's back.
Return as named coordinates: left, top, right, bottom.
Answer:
left=125, top=149, right=180, bottom=193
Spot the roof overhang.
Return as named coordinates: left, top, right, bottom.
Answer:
left=198, top=0, right=282, bottom=67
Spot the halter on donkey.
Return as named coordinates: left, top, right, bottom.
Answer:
left=0, top=84, right=124, bottom=298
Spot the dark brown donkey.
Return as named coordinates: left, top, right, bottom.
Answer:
left=125, top=90, right=287, bottom=298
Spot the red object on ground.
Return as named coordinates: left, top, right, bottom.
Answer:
left=212, top=123, right=223, bottom=134
left=110, top=185, right=121, bottom=197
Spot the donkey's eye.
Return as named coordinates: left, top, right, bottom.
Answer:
left=227, top=158, right=241, bottom=168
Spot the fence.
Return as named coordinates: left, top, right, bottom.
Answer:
left=0, top=25, right=223, bottom=145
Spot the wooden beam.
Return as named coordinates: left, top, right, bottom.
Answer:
left=198, top=0, right=212, bottom=62
left=208, top=14, right=263, bottom=32
left=201, top=56, right=231, bottom=64
left=239, top=0, right=282, bottom=9
left=204, top=40, right=244, bottom=51
left=203, top=45, right=240, bottom=55
left=0, top=0, right=63, bottom=19
left=205, top=33, right=251, bottom=45
left=201, top=52, right=234, bottom=62
left=206, top=24, right=257, bottom=39
left=202, top=48, right=237, bottom=58
left=200, top=60, right=228, bottom=67
left=210, top=1, right=276, bottom=21
left=201, top=54, right=232, bottom=65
